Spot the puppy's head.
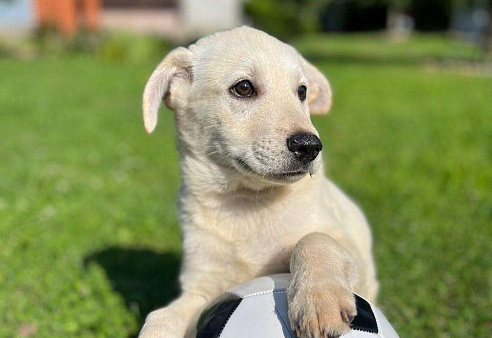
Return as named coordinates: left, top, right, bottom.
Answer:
left=143, top=27, right=332, bottom=186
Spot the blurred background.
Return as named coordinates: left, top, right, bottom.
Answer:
left=0, top=0, right=490, bottom=337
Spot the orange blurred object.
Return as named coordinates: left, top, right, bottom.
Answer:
left=34, top=0, right=101, bottom=37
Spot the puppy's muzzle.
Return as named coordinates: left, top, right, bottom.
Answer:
left=287, top=132, right=322, bottom=164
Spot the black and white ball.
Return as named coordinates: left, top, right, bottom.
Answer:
left=197, top=274, right=399, bottom=338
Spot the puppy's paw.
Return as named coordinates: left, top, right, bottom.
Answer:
left=138, top=308, right=185, bottom=338
left=288, top=283, right=356, bottom=338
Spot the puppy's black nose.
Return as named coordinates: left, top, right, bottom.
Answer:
left=287, top=132, right=323, bottom=163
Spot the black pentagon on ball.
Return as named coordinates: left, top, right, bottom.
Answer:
left=350, top=294, right=379, bottom=333
left=196, top=294, right=243, bottom=338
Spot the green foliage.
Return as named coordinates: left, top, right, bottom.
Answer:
left=29, top=29, right=171, bottom=64
left=98, top=34, right=171, bottom=64
left=32, top=26, right=101, bottom=56
left=382, top=0, right=412, bottom=10
left=0, top=34, right=490, bottom=337
left=244, top=0, right=330, bottom=40
left=0, top=40, right=9, bottom=58
left=359, top=0, right=483, bottom=11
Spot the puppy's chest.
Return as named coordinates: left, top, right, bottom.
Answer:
left=190, top=200, right=326, bottom=273
left=223, top=213, right=298, bottom=274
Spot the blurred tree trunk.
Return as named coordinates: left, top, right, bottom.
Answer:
left=387, top=6, right=400, bottom=30
left=386, top=3, right=412, bottom=40
left=486, top=1, right=492, bottom=54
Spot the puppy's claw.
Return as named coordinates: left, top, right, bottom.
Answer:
left=340, top=309, right=355, bottom=324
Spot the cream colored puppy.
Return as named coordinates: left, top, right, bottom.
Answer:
left=139, top=26, right=378, bottom=338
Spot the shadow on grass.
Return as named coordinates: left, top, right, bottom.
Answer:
left=84, top=247, right=181, bottom=337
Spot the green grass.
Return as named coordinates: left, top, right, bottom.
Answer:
left=1, top=34, right=491, bottom=337
left=293, top=33, right=488, bottom=64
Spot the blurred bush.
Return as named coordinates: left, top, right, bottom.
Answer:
left=33, top=26, right=100, bottom=56
left=0, top=40, right=9, bottom=58
left=99, top=34, right=171, bottom=63
left=245, top=0, right=330, bottom=40
left=3, top=28, right=172, bottom=63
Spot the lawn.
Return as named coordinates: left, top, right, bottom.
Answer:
left=0, top=34, right=490, bottom=337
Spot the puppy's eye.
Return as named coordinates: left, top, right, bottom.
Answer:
left=232, top=80, right=254, bottom=97
left=298, top=85, right=307, bottom=102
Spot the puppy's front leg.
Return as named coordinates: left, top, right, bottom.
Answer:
left=138, top=292, right=208, bottom=338
left=288, top=232, right=358, bottom=338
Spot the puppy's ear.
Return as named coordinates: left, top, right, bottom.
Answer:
left=302, top=58, right=332, bottom=115
left=142, top=47, right=192, bottom=133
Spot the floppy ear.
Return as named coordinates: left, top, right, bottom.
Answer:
left=142, top=47, right=192, bottom=133
left=302, top=58, right=333, bottom=115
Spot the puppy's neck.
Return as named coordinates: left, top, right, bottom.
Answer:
left=178, top=151, right=320, bottom=206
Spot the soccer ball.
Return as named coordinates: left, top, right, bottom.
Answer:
left=197, top=274, right=399, bottom=338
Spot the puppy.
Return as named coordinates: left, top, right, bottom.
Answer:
left=139, top=26, right=378, bottom=338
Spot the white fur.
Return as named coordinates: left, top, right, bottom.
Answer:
left=139, top=27, right=378, bottom=338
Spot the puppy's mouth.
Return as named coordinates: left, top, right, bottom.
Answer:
left=234, top=158, right=308, bottom=183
